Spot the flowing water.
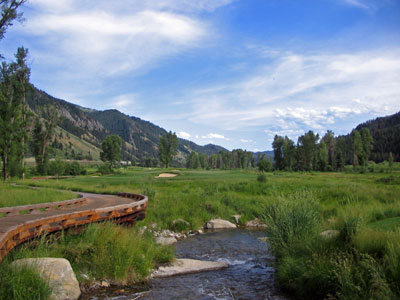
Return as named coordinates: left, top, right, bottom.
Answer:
left=83, top=229, right=290, bottom=300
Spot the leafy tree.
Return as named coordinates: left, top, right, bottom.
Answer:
left=159, top=131, right=178, bottom=168
left=336, top=136, right=346, bottom=171
left=360, top=127, right=373, bottom=167
left=272, top=135, right=285, bottom=170
left=283, top=136, right=295, bottom=170
left=322, top=130, right=336, bottom=170
left=32, top=106, right=59, bottom=174
left=13, top=46, right=30, bottom=179
left=258, top=155, right=272, bottom=172
left=351, top=130, right=363, bottom=169
left=0, top=0, right=26, bottom=42
left=100, top=134, right=122, bottom=171
left=0, top=61, right=21, bottom=180
left=297, top=130, right=319, bottom=171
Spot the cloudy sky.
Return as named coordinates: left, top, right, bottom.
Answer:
left=1, top=0, right=400, bottom=151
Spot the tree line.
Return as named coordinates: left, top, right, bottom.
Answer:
left=271, top=129, right=374, bottom=172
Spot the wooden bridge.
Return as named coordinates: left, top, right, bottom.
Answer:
left=0, top=192, right=148, bottom=263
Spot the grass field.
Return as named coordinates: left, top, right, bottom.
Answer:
left=2, top=168, right=400, bottom=299
left=0, top=184, right=77, bottom=208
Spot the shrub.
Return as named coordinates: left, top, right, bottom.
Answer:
left=257, top=173, right=267, bottom=183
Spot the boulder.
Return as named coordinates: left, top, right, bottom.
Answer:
left=320, top=230, right=340, bottom=240
left=11, top=257, right=81, bottom=300
left=156, top=236, right=178, bottom=246
left=206, top=219, right=237, bottom=229
left=245, top=218, right=267, bottom=228
left=152, top=258, right=228, bottom=278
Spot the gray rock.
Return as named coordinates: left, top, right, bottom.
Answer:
left=11, top=258, right=81, bottom=300
left=246, top=218, right=267, bottom=228
left=172, top=218, right=190, bottom=227
left=156, top=236, right=178, bottom=245
left=206, top=218, right=237, bottom=229
left=232, top=214, right=241, bottom=224
left=320, top=230, right=340, bottom=240
left=152, top=259, right=228, bottom=278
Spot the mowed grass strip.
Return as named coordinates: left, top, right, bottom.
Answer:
left=0, top=183, right=77, bottom=208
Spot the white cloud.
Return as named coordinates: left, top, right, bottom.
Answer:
left=340, top=0, right=371, bottom=10
left=202, top=133, right=226, bottom=139
left=240, top=139, right=253, bottom=143
left=177, top=131, right=191, bottom=139
left=183, top=49, right=400, bottom=137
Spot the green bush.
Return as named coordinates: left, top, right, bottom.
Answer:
left=257, top=173, right=267, bottom=183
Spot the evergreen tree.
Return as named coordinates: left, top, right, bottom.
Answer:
left=159, top=131, right=178, bottom=168
left=316, top=141, right=328, bottom=171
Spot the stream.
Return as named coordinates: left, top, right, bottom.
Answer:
left=83, top=229, right=290, bottom=300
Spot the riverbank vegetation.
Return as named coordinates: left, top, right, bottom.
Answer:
left=1, top=168, right=400, bottom=299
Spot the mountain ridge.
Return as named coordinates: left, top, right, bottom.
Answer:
left=27, top=86, right=228, bottom=164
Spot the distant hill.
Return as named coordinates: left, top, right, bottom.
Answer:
left=355, top=111, right=400, bottom=162
left=254, top=151, right=274, bottom=162
left=26, top=86, right=228, bottom=164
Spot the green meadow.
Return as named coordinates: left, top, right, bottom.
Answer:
left=1, top=168, right=400, bottom=299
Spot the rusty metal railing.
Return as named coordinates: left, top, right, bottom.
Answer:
left=0, top=192, right=148, bottom=263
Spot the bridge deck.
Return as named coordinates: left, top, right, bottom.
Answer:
left=0, top=192, right=148, bottom=263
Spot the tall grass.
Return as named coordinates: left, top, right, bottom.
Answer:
left=0, top=262, right=51, bottom=300
left=10, top=222, right=174, bottom=284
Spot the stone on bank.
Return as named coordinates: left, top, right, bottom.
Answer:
left=205, top=218, right=237, bottom=229
left=11, top=257, right=81, bottom=300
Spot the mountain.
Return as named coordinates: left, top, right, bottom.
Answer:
left=26, top=86, right=228, bottom=164
left=355, top=111, right=400, bottom=162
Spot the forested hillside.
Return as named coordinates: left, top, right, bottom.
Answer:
left=355, top=111, right=400, bottom=162
left=26, top=86, right=227, bottom=163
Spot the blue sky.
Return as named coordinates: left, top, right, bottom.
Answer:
left=1, top=0, right=400, bottom=151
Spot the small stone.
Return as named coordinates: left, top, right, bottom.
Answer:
left=100, top=280, right=110, bottom=287
left=258, top=237, right=269, bottom=243
left=232, top=215, right=241, bottom=224
left=320, top=230, right=340, bottom=240
left=206, top=219, right=237, bottom=229
left=245, top=218, right=267, bottom=228
left=156, top=236, right=178, bottom=246
left=196, top=229, right=204, bottom=234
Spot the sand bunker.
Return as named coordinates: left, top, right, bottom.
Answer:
left=156, top=173, right=178, bottom=178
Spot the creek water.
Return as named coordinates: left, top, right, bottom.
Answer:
left=83, top=229, right=290, bottom=300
